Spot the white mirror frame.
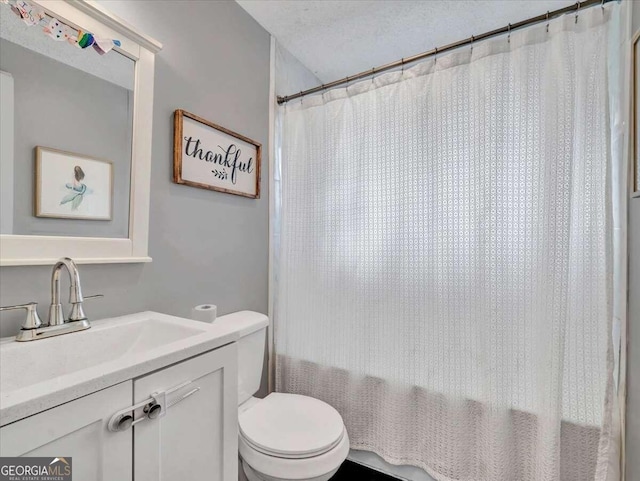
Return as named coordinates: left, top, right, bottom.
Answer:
left=0, top=0, right=161, bottom=266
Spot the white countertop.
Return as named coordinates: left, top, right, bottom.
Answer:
left=0, top=311, right=239, bottom=426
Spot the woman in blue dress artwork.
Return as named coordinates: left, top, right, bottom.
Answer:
left=60, top=166, right=87, bottom=210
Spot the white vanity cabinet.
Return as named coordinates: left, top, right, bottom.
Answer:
left=0, top=344, right=238, bottom=481
left=0, top=381, right=133, bottom=480
left=134, top=345, right=238, bottom=481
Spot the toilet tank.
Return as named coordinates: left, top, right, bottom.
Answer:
left=213, top=311, right=269, bottom=405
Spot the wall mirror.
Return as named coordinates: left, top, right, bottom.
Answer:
left=0, top=0, right=161, bottom=266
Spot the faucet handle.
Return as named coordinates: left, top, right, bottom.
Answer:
left=84, top=294, right=104, bottom=301
left=0, top=302, right=43, bottom=330
left=68, top=294, right=103, bottom=322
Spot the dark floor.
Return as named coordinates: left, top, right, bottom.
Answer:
left=331, top=460, right=402, bottom=480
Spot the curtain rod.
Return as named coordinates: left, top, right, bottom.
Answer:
left=277, top=0, right=613, bottom=104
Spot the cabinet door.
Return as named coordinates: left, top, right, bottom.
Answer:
left=134, top=344, right=238, bottom=481
left=0, top=381, right=132, bottom=481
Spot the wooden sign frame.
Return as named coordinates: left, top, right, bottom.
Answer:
left=173, top=110, right=261, bottom=198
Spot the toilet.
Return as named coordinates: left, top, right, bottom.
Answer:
left=216, top=311, right=350, bottom=481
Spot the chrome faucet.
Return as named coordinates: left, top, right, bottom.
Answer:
left=0, top=257, right=101, bottom=341
left=49, top=257, right=85, bottom=326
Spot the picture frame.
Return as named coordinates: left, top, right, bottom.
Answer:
left=173, top=110, right=261, bottom=199
left=35, top=146, right=113, bottom=220
left=633, top=30, right=640, bottom=197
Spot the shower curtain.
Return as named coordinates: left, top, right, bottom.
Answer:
left=274, top=5, right=626, bottom=481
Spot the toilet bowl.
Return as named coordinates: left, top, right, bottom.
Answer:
left=238, top=393, right=349, bottom=481
left=213, top=311, right=349, bottom=481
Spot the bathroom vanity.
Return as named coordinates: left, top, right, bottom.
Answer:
left=0, top=312, right=240, bottom=480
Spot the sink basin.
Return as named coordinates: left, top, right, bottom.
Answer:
left=0, top=311, right=240, bottom=426
left=2, top=317, right=205, bottom=392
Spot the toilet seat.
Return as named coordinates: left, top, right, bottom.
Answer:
left=239, top=393, right=345, bottom=459
left=238, top=393, right=350, bottom=480
left=239, top=425, right=350, bottom=481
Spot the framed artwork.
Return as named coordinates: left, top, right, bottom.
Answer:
left=35, top=146, right=113, bottom=220
left=173, top=109, right=261, bottom=199
left=634, top=31, right=640, bottom=196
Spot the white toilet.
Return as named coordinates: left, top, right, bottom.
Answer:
left=216, top=311, right=350, bottom=481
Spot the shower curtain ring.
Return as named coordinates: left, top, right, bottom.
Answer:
left=401, top=59, right=405, bottom=75
left=507, top=23, right=511, bottom=43
left=546, top=11, right=550, bottom=33
left=575, top=1, right=580, bottom=23
left=371, top=68, right=375, bottom=84
left=434, top=47, right=438, bottom=64
left=299, top=91, right=303, bottom=104
left=470, top=35, right=474, bottom=53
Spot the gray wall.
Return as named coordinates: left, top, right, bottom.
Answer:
left=0, top=1, right=270, bottom=391
left=629, top=5, right=640, bottom=480
left=0, top=39, right=133, bottom=238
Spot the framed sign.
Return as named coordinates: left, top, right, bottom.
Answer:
left=173, top=110, right=261, bottom=198
left=35, top=146, right=113, bottom=220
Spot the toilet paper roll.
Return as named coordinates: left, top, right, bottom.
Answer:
left=191, top=304, right=217, bottom=323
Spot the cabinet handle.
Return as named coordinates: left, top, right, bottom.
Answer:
left=108, top=395, right=163, bottom=432
left=144, top=402, right=163, bottom=419
left=109, top=413, right=134, bottom=432
left=107, top=380, right=201, bottom=432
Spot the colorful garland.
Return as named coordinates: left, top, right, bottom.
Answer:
left=2, top=0, right=121, bottom=55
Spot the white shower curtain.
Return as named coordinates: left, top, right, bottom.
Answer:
left=274, top=5, right=625, bottom=481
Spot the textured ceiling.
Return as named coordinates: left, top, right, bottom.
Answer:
left=236, top=0, right=577, bottom=84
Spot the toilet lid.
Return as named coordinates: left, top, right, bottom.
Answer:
left=239, top=393, right=345, bottom=458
